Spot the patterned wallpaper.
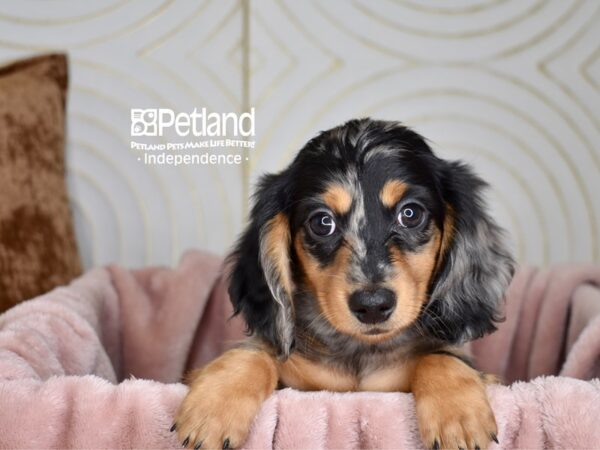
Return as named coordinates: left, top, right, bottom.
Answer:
left=0, top=0, right=599, bottom=268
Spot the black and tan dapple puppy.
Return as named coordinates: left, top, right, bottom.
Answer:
left=173, top=118, right=514, bottom=450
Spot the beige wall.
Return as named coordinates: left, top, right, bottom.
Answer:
left=1, top=0, right=599, bottom=268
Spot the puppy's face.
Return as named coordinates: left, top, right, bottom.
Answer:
left=229, top=119, right=514, bottom=357
left=292, top=158, right=447, bottom=343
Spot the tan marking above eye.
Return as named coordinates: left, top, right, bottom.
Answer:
left=380, top=179, right=408, bottom=208
left=322, top=184, right=353, bottom=215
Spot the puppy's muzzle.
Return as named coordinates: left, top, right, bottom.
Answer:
left=349, top=288, right=396, bottom=324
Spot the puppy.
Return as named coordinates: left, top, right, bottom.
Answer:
left=173, top=119, right=514, bottom=450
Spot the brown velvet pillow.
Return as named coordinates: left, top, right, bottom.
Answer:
left=0, top=53, right=81, bottom=312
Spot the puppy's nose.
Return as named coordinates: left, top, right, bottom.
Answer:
left=348, top=288, right=396, bottom=324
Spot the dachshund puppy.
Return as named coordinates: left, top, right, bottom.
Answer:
left=174, top=119, right=514, bottom=450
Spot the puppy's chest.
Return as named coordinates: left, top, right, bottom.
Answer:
left=278, top=353, right=414, bottom=393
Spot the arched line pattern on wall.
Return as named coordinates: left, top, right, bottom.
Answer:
left=72, top=138, right=145, bottom=263
left=479, top=66, right=600, bottom=178
left=68, top=192, right=97, bottom=266
left=251, top=8, right=297, bottom=110
left=276, top=1, right=342, bottom=63
left=0, top=1, right=129, bottom=26
left=237, top=38, right=266, bottom=76
left=186, top=1, right=242, bottom=110
left=137, top=59, right=215, bottom=112
left=0, top=0, right=177, bottom=50
left=241, top=0, right=251, bottom=216
left=70, top=114, right=152, bottom=262
left=581, top=46, right=600, bottom=91
left=538, top=5, right=600, bottom=168
left=398, top=0, right=509, bottom=15
left=352, top=0, right=547, bottom=39
left=440, top=142, right=527, bottom=262
left=492, top=0, right=582, bottom=60
left=137, top=0, right=212, bottom=56
left=310, top=0, right=581, bottom=62
left=69, top=165, right=124, bottom=263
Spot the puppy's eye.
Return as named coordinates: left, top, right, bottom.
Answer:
left=308, top=212, right=337, bottom=237
left=398, top=204, right=425, bottom=228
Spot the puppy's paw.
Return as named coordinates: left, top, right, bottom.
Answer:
left=174, top=378, right=259, bottom=449
left=416, top=384, right=497, bottom=450
left=413, top=354, right=498, bottom=450
left=172, top=349, right=278, bottom=449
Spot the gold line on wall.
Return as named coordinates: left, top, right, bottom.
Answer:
left=66, top=176, right=98, bottom=264
left=187, top=0, right=242, bottom=108
left=313, top=0, right=580, bottom=64
left=441, top=141, right=527, bottom=262
left=397, top=0, right=507, bottom=15
left=71, top=135, right=150, bottom=262
left=241, top=0, right=251, bottom=219
left=581, top=46, right=600, bottom=91
left=492, top=0, right=581, bottom=60
left=539, top=4, right=600, bottom=151
left=251, top=8, right=297, bottom=110
left=352, top=0, right=546, bottom=39
left=69, top=159, right=126, bottom=261
left=311, top=1, right=416, bottom=62
left=0, top=0, right=176, bottom=50
left=138, top=0, right=212, bottom=56
left=481, top=65, right=600, bottom=171
left=0, top=1, right=129, bottom=26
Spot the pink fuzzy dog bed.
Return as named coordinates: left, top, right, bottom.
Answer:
left=0, top=250, right=599, bottom=449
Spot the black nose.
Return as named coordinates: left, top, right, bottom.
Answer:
left=348, top=288, right=396, bottom=324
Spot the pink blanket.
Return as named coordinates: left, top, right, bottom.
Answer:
left=0, top=251, right=599, bottom=449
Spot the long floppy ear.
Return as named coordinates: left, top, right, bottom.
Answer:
left=420, top=160, right=515, bottom=344
left=227, top=173, right=295, bottom=358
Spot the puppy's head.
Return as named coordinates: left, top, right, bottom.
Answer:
left=228, top=119, right=514, bottom=358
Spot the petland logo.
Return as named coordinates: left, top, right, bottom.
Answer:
left=131, top=107, right=255, bottom=137
left=130, top=107, right=255, bottom=167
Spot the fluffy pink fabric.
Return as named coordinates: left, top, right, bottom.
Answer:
left=472, top=265, right=600, bottom=382
left=0, top=251, right=598, bottom=449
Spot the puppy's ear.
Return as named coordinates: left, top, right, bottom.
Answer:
left=227, top=173, right=295, bottom=358
left=420, top=161, right=515, bottom=344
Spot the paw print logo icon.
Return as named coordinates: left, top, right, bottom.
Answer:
left=131, top=109, right=158, bottom=136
